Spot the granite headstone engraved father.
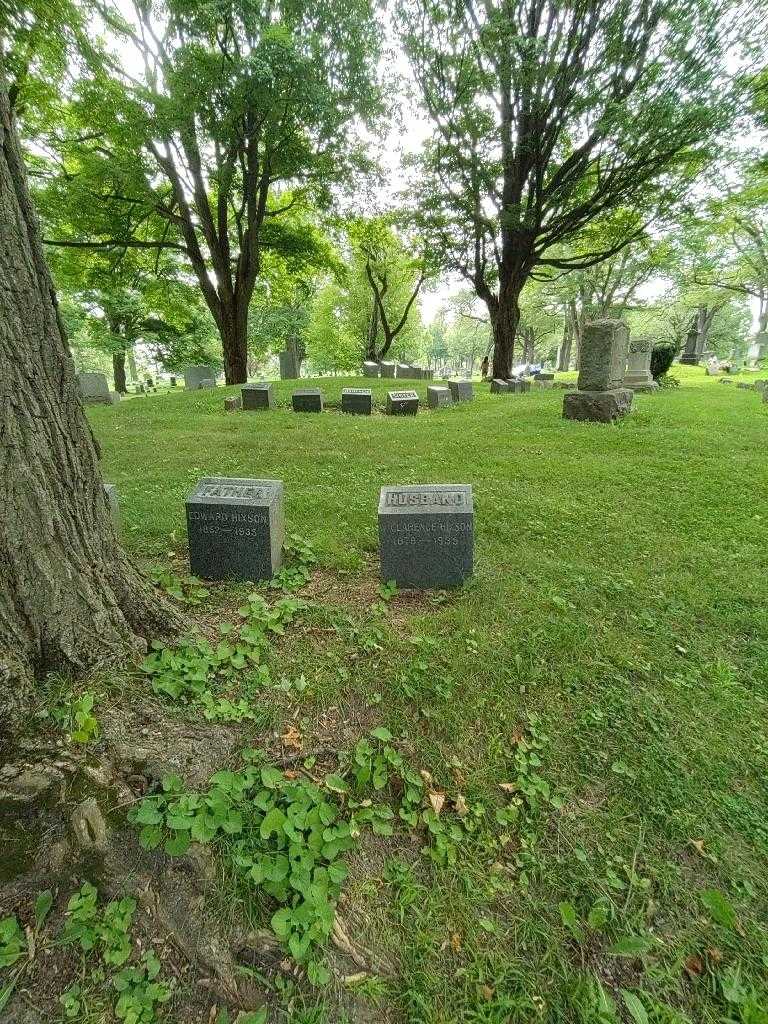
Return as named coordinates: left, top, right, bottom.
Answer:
left=186, top=477, right=284, bottom=581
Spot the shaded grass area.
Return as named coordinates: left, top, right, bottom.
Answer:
left=69, top=368, right=768, bottom=1020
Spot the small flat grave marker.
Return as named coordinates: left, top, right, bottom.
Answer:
left=186, top=477, right=284, bottom=581
left=490, top=379, right=510, bottom=394
left=448, top=380, right=474, bottom=402
left=386, top=390, right=419, bottom=415
left=242, top=382, right=274, bottom=410
left=342, top=388, right=373, bottom=415
left=224, top=396, right=241, bottom=412
left=427, top=385, right=452, bottom=409
left=378, top=484, right=474, bottom=589
left=292, top=388, right=323, bottom=412
left=380, top=361, right=396, bottom=378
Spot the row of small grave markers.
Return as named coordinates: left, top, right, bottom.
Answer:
left=224, top=380, right=476, bottom=415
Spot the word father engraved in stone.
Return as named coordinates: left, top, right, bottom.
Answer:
left=186, top=477, right=283, bottom=581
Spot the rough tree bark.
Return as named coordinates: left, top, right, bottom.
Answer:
left=0, top=78, right=179, bottom=738
left=557, top=319, right=573, bottom=371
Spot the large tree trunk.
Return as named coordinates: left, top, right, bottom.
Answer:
left=220, top=302, right=249, bottom=384
left=113, top=348, right=127, bottom=393
left=557, top=319, right=572, bottom=371
left=489, top=280, right=522, bottom=378
left=0, top=77, right=179, bottom=737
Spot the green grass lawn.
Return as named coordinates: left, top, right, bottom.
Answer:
left=12, top=368, right=768, bottom=1024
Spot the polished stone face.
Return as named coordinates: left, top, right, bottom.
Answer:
left=386, top=390, right=419, bottom=415
left=77, top=371, right=112, bottom=404
left=378, top=484, right=474, bottom=588
left=186, top=477, right=283, bottom=581
left=291, top=388, right=323, bottom=412
left=242, top=383, right=274, bottom=410
left=427, top=385, right=452, bottom=407
left=341, top=388, right=373, bottom=415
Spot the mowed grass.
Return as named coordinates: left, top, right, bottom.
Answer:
left=87, top=367, right=768, bottom=1023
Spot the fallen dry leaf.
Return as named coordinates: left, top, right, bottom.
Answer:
left=688, top=839, right=706, bottom=856
left=450, top=932, right=462, bottom=953
left=281, top=726, right=303, bottom=751
left=481, top=985, right=494, bottom=1001
left=707, top=947, right=723, bottom=964
left=428, top=791, right=446, bottom=815
left=499, top=782, right=517, bottom=794
left=684, top=955, right=703, bottom=977
left=454, top=794, right=469, bottom=816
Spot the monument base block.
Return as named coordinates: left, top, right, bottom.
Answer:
left=563, top=388, right=633, bottom=423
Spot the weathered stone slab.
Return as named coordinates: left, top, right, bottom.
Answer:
left=380, top=362, right=396, bottom=378
left=292, top=388, right=323, bottom=412
left=341, top=388, right=373, bottom=415
left=378, top=484, right=473, bottom=589
left=224, top=396, right=241, bottom=412
left=77, top=372, right=112, bottom=405
left=362, top=361, right=380, bottom=377
left=197, top=379, right=216, bottom=390
left=386, top=390, right=419, bottom=415
left=625, top=336, right=658, bottom=391
left=534, top=371, right=555, bottom=381
left=509, top=378, right=531, bottom=393
left=532, top=378, right=554, bottom=390
left=563, top=388, right=633, bottom=423
left=448, top=380, right=473, bottom=402
left=737, top=382, right=753, bottom=390
left=184, top=365, right=217, bottom=391
left=578, top=320, right=630, bottom=391
left=186, top=477, right=283, bottom=581
left=170, top=376, right=177, bottom=387
left=108, top=391, right=121, bottom=404
left=490, top=378, right=510, bottom=394
left=242, top=383, right=274, bottom=410
left=395, top=363, right=410, bottom=379
left=427, top=386, right=452, bottom=408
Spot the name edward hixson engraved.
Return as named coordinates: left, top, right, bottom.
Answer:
left=188, top=483, right=271, bottom=533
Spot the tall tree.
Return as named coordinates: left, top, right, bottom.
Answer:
left=39, top=0, right=382, bottom=383
left=400, top=0, right=749, bottom=377
left=0, top=45, right=177, bottom=733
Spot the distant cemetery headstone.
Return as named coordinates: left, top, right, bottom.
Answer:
left=278, top=350, right=300, bottom=380
left=490, top=379, right=510, bottom=393
left=224, top=396, right=241, bottom=412
left=380, top=361, right=396, bottom=378
left=197, top=379, right=216, bottom=390
left=77, top=372, right=112, bottom=405
left=423, top=369, right=434, bottom=380
left=183, top=365, right=217, bottom=391
left=186, top=477, right=284, bottom=581
left=427, top=385, right=452, bottom=408
left=737, top=382, right=753, bottom=390
left=509, top=378, right=531, bottom=394
left=242, top=383, right=274, bottom=410
left=341, top=388, right=373, bottom=415
left=378, top=484, right=474, bottom=588
left=448, top=380, right=474, bottom=402
left=396, top=363, right=410, bottom=379
left=146, top=376, right=154, bottom=387
left=386, top=390, right=419, bottom=415
left=679, top=323, right=701, bottom=366
left=563, top=319, right=633, bottom=423
left=534, top=371, right=555, bottom=381
left=170, top=376, right=177, bottom=387
left=292, top=388, right=323, bottom=412
left=624, top=336, right=658, bottom=392
left=362, top=361, right=380, bottom=377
